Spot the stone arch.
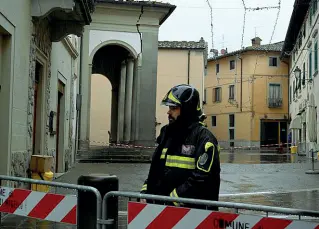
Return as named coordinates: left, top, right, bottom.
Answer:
left=89, top=39, right=138, bottom=64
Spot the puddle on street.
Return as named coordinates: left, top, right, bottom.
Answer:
left=220, top=190, right=319, bottom=212
left=220, top=151, right=310, bottom=164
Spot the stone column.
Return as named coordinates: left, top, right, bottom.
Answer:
left=131, top=59, right=139, bottom=142
left=111, top=88, right=118, bottom=144
left=117, top=61, right=126, bottom=143
left=134, top=32, right=158, bottom=146
left=124, top=58, right=134, bottom=143
left=79, top=27, right=90, bottom=150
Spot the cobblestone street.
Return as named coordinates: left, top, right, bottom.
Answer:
left=2, top=151, right=319, bottom=228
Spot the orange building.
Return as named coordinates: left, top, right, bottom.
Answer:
left=204, top=37, right=289, bottom=149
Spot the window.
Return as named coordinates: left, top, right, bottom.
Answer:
left=293, top=80, right=296, bottom=99
left=298, top=35, right=302, bottom=49
left=313, top=0, right=317, bottom=14
left=303, top=62, right=306, bottom=86
left=230, top=60, right=235, bottom=70
left=229, top=114, right=235, bottom=128
left=229, top=114, right=235, bottom=144
left=309, top=7, right=313, bottom=26
left=269, top=84, right=281, bottom=99
left=309, top=48, right=313, bottom=80
left=298, top=67, right=302, bottom=90
left=216, top=64, right=219, bottom=74
left=229, top=129, right=235, bottom=140
left=229, top=85, right=235, bottom=100
left=303, top=24, right=306, bottom=38
left=289, top=85, right=292, bottom=103
left=269, top=57, right=278, bottom=67
left=214, top=87, right=221, bottom=102
left=211, top=116, right=216, bottom=127
left=268, top=84, right=282, bottom=108
left=315, top=42, right=318, bottom=73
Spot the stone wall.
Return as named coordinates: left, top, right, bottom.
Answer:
left=33, top=19, right=52, bottom=156
left=10, top=19, right=53, bottom=181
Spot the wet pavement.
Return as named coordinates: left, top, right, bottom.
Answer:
left=1, top=150, right=319, bottom=228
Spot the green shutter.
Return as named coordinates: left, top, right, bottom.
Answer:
left=315, top=42, right=318, bottom=72
left=309, top=50, right=313, bottom=79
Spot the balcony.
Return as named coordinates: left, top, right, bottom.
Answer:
left=31, top=0, right=96, bottom=42
left=268, top=98, right=283, bottom=108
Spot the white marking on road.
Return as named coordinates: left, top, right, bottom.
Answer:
left=220, top=188, right=319, bottom=197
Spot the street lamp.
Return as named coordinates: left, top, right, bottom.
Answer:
left=294, top=66, right=301, bottom=80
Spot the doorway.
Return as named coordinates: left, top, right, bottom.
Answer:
left=56, top=80, right=65, bottom=173
left=0, top=30, right=13, bottom=175
left=33, top=61, right=44, bottom=155
left=260, top=120, right=288, bottom=147
left=280, top=121, right=287, bottom=144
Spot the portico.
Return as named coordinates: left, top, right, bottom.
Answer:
left=79, top=0, right=176, bottom=148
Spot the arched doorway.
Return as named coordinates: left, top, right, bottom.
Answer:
left=90, top=74, right=112, bottom=146
left=90, top=44, right=137, bottom=145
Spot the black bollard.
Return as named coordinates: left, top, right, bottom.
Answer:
left=77, top=174, right=118, bottom=229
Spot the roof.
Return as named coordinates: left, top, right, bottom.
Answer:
left=280, top=0, right=311, bottom=59
left=158, top=38, right=207, bottom=50
left=208, top=41, right=284, bottom=61
left=95, top=0, right=176, bottom=25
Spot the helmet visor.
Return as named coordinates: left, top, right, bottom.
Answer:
left=161, top=90, right=181, bottom=107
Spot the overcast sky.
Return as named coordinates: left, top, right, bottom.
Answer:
left=157, top=0, right=294, bottom=53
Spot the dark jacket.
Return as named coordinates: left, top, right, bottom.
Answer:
left=140, top=121, right=221, bottom=210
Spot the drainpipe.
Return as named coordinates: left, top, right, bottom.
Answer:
left=282, top=59, right=290, bottom=152
left=238, top=56, right=243, bottom=112
left=75, top=36, right=83, bottom=153
left=187, top=50, right=191, bottom=84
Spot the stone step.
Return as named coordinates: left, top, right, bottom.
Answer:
left=76, top=147, right=154, bottom=163
left=77, top=158, right=151, bottom=163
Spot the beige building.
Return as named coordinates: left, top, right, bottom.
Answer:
left=204, top=38, right=289, bottom=149
left=155, top=39, right=207, bottom=136
left=89, top=39, right=207, bottom=145
left=0, top=0, right=95, bottom=178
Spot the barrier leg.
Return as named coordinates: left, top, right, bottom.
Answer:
left=306, top=149, right=319, bottom=174
left=0, top=178, right=1, bottom=226
left=77, top=174, right=118, bottom=229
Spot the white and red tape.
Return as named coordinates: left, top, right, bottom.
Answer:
left=0, top=186, right=76, bottom=224
left=128, top=202, right=319, bottom=229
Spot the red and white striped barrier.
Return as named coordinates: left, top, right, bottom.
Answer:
left=128, top=202, right=319, bottom=229
left=0, top=186, right=76, bottom=224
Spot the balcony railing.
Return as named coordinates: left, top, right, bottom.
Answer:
left=268, top=98, right=283, bottom=108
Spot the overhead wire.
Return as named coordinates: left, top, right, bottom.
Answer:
left=206, top=0, right=284, bottom=114
left=241, top=0, right=247, bottom=49
left=205, top=0, right=214, bottom=50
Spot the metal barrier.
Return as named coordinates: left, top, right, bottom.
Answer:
left=102, top=191, right=319, bottom=229
left=0, top=175, right=102, bottom=229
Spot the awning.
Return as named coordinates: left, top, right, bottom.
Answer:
left=289, top=115, right=302, bottom=129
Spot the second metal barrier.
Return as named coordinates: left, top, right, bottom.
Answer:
left=102, top=191, right=319, bottom=229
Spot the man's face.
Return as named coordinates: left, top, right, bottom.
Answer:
left=167, top=106, right=181, bottom=123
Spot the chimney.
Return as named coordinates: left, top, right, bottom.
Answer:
left=251, top=37, right=262, bottom=47
left=221, top=49, right=226, bottom=55
left=212, top=49, right=218, bottom=57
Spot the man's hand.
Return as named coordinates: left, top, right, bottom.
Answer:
left=140, top=199, right=147, bottom=204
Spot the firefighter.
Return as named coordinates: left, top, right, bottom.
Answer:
left=140, top=84, right=220, bottom=210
